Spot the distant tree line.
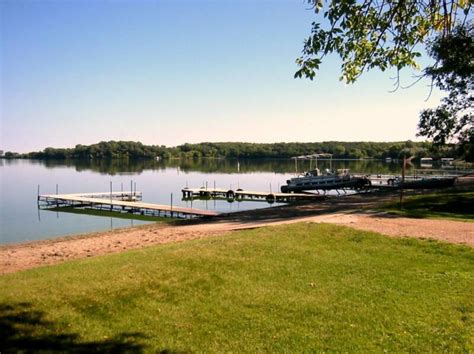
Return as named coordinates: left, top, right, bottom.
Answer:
left=169, top=141, right=461, bottom=160
left=1, top=140, right=469, bottom=161
left=5, top=141, right=169, bottom=160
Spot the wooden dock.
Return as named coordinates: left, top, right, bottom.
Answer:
left=181, top=187, right=326, bottom=203
left=38, top=191, right=218, bottom=218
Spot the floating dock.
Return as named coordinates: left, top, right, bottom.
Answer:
left=360, top=174, right=459, bottom=190
left=38, top=191, right=218, bottom=218
left=181, top=187, right=326, bottom=202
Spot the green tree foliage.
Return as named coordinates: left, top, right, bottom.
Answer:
left=295, top=0, right=471, bottom=83
left=5, top=140, right=460, bottom=161
left=151, top=140, right=453, bottom=160
left=23, top=141, right=168, bottom=160
left=3, top=151, right=19, bottom=159
left=295, top=0, right=473, bottom=160
left=418, top=27, right=473, bottom=159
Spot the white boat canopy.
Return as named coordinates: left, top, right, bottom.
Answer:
left=291, top=153, right=333, bottom=160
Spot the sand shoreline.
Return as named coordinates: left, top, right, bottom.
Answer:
left=1, top=189, right=472, bottom=275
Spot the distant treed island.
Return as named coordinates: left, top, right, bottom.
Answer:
left=1, top=140, right=472, bottom=161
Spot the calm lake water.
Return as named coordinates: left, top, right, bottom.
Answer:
left=1, top=158, right=411, bottom=244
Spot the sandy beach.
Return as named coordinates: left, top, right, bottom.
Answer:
left=1, top=188, right=472, bottom=275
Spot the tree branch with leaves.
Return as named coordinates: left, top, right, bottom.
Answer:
left=295, top=0, right=473, bottom=160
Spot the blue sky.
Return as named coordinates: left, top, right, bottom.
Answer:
left=1, top=0, right=442, bottom=152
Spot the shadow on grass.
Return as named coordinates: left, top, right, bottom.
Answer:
left=380, top=191, right=474, bottom=221
left=0, top=302, right=149, bottom=353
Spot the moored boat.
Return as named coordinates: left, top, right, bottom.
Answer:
left=281, top=168, right=370, bottom=192
left=388, top=176, right=457, bottom=189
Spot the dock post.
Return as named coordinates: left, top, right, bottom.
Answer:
left=206, top=181, right=208, bottom=190
left=37, top=184, right=40, bottom=202
left=134, top=182, right=136, bottom=197
left=270, top=183, right=272, bottom=193
left=399, top=156, right=406, bottom=209
left=214, top=180, right=216, bottom=189
left=170, top=193, right=173, bottom=217
left=130, top=180, right=133, bottom=198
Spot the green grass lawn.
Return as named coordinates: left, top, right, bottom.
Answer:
left=380, top=190, right=474, bottom=221
left=1, top=223, right=473, bottom=352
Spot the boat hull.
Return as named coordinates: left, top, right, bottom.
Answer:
left=281, top=177, right=370, bottom=192
left=399, top=177, right=457, bottom=189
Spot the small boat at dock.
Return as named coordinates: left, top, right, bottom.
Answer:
left=387, top=176, right=457, bottom=189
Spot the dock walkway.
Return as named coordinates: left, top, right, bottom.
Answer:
left=38, top=191, right=218, bottom=218
left=182, top=187, right=326, bottom=202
